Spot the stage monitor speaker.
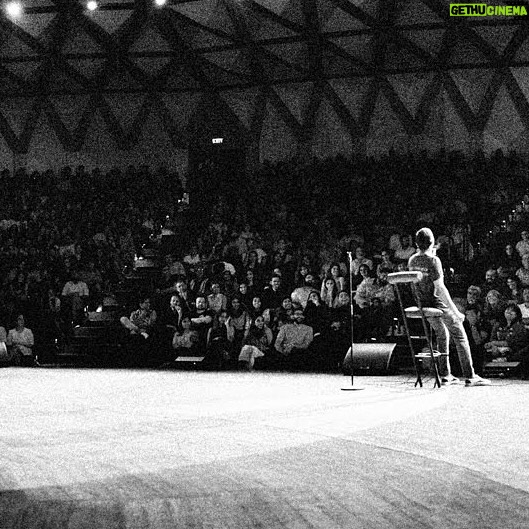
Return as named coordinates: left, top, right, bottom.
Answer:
left=342, top=342, right=397, bottom=375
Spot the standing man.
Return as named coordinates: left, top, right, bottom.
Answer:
left=408, top=228, right=491, bottom=386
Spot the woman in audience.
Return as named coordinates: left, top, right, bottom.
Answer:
left=6, top=314, right=35, bottom=367
left=303, top=290, right=329, bottom=336
left=227, top=297, right=251, bottom=351
left=354, top=264, right=376, bottom=310
left=505, top=276, right=523, bottom=304
left=206, top=310, right=234, bottom=368
left=238, top=315, right=273, bottom=371
left=483, top=289, right=507, bottom=328
left=172, top=316, right=199, bottom=358
left=320, top=277, right=339, bottom=309
left=485, top=304, right=529, bottom=364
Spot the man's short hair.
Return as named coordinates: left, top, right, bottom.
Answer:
left=415, top=228, right=434, bottom=251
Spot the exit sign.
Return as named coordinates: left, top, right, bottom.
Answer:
left=212, top=138, right=223, bottom=144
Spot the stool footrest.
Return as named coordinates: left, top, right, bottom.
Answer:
left=415, top=351, right=447, bottom=358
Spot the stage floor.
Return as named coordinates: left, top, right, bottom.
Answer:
left=1, top=367, right=528, bottom=528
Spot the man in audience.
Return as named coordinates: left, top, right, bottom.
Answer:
left=518, top=287, right=529, bottom=326
left=274, top=308, right=314, bottom=369
left=480, top=268, right=505, bottom=296
left=262, top=275, right=285, bottom=311
left=189, top=296, right=214, bottom=353
left=61, top=271, right=89, bottom=325
left=394, top=235, right=415, bottom=263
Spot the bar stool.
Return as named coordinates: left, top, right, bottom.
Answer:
left=387, top=271, right=444, bottom=388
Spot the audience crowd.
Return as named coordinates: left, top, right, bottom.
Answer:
left=1, top=149, right=529, bottom=376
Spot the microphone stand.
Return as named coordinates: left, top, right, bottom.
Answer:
left=341, top=251, right=365, bottom=391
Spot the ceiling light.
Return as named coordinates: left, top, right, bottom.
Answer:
left=87, top=1, right=98, bottom=11
left=6, top=1, right=23, bottom=17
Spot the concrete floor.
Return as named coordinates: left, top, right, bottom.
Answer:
left=1, top=368, right=528, bottom=528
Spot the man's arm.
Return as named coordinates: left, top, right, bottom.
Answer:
left=275, top=326, right=287, bottom=354
left=434, top=278, right=464, bottom=320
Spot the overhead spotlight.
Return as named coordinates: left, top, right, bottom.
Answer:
left=154, top=0, right=167, bottom=6
left=86, top=0, right=98, bottom=11
left=5, top=1, right=23, bottom=17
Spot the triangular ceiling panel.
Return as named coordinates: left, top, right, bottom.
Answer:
left=29, top=109, right=67, bottom=157
left=352, top=0, right=379, bottom=19
left=384, top=46, right=427, bottom=71
left=88, top=10, right=133, bottom=35
left=449, top=33, right=489, bottom=65
left=262, top=42, right=309, bottom=70
left=473, top=26, right=517, bottom=56
left=82, top=108, right=120, bottom=153
left=312, top=97, right=352, bottom=158
left=245, top=11, right=298, bottom=41
left=319, top=3, right=368, bottom=33
left=0, top=97, right=34, bottom=136
left=387, top=72, right=435, bottom=117
left=68, top=58, right=106, bottom=79
left=274, top=83, right=313, bottom=124
left=15, top=13, right=56, bottom=39
left=402, top=29, right=445, bottom=57
left=46, top=68, right=87, bottom=94
left=134, top=57, right=172, bottom=77
left=0, top=68, right=27, bottom=94
left=129, top=25, right=172, bottom=54
left=190, top=27, right=234, bottom=49
left=0, top=33, right=40, bottom=59
left=170, top=0, right=237, bottom=36
left=254, top=0, right=305, bottom=26
left=48, top=95, right=91, bottom=132
left=396, top=1, right=444, bottom=25
left=484, top=84, right=525, bottom=153
left=450, top=69, right=494, bottom=113
left=62, top=30, right=105, bottom=56
left=322, top=50, right=369, bottom=78
left=328, top=77, right=373, bottom=122
left=106, top=63, right=145, bottom=92
left=514, top=34, right=529, bottom=62
left=105, top=94, right=146, bottom=133
left=220, top=88, right=260, bottom=130
left=161, top=93, right=202, bottom=131
left=368, top=91, right=407, bottom=140
left=510, top=67, right=529, bottom=102
left=202, top=49, right=242, bottom=72
left=329, top=35, right=374, bottom=63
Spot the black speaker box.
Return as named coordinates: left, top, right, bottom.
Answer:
left=342, top=342, right=397, bottom=375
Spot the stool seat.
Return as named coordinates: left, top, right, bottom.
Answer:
left=405, top=306, right=444, bottom=319
left=415, top=350, right=448, bottom=358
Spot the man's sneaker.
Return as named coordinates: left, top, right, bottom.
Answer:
left=465, top=375, right=492, bottom=386
left=441, top=375, right=461, bottom=386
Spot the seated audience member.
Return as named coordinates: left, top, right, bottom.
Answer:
left=506, top=276, right=524, bottom=305
left=207, top=282, right=228, bottom=314
left=172, top=316, right=200, bottom=357
left=238, top=315, right=273, bottom=371
left=160, top=294, right=187, bottom=350
left=261, top=275, right=285, bottom=311
left=327, top=291, right=352, bottom=367
left=276, top=296, right=294, bottom=321
left=294, top=264, right=312, bottom=288
left=227, top=297, right=251, bottom=350
left=220, top=269, right=239, bottom=300
left=237, top=282, right=253, bottom=309
left=516, top=230, right=529, bottom=257
left=206, top=310, right=235, bottom=368
left=497, top=244, right=520, bottom=279
left=61, top=271, right=89, bottom=324
left=320, top=277, right=339, bottom=309
left=376, top=249, right=397, bottom=275
left=7, top=314, right=35, bottom=367
left=326, top=263, right=346, bottom=292
left=351, top=247, right=373, bottom=279
left=274, top=308, right=314, bottom=369
left=465, top=306, right=490, bottom=376
left=481, top=267, right=505, bottom=295
left=0, top=325, right=7, bottom=363
left=354, top=264, right=376, bottom=309
left=482, top=289, right=507, bottom=328
left=188, top=264, right=210, bottom=299
left=518, top=287, right=529, bottom=326
left=183, top=245, right=201, bottom=266
left=249, top=296, right=265, bottom=321
left=303, top=291, right=329, bottom=336
left=394, top=235, right=415, bottom=264
left=485, top=304, right=529, bottom=364
left=516, top=254, right=529, bottom=288
left=463, top=285, right=483, bottom=312
left=190, top=296, right=214, bottom=353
